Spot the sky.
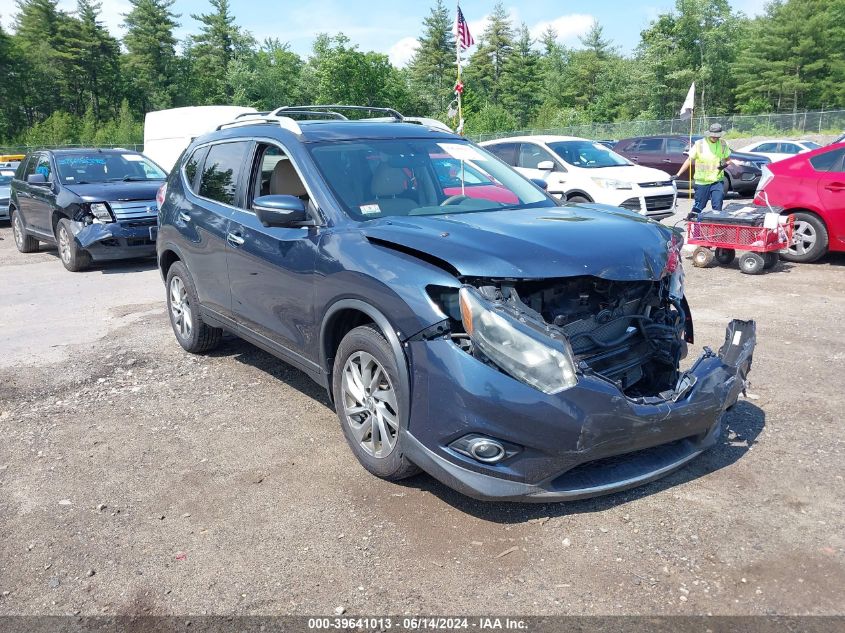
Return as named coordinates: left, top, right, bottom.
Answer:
left=1, top=0, right=770, bottom=66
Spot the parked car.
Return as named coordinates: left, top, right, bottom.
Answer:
left=754, top=142, right=845, bottom=262
left=156, top=105, right=755, bottom=502
left=831, top=132, right=845, bottom=145
left=737, top=139, right=821, bottom=162
left=9, top=148, right=167, bottom=271
left=613, top=135, right=770, bottom=196
left=0, top=169, right=14, bottom=220
left=480, top=135, right=677, bottom=220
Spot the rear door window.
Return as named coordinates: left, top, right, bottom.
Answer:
left=198, top=141, right=250, bottom=206
left=778, top=142, right=801, bottom=154
left=486, top=143, right=518, bottom=166
left=632, top=138, right=664, bottom=152
left=518, top=144, right=556, bottom=169
left=810, top=148, right=845, bottom=172
left=755, top=142, right=778, bottom=153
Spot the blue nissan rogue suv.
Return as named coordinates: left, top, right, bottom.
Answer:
left=156, top=106, right=756, bottom=502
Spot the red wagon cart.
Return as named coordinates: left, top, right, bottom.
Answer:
left=686, top=204, right=794, bottom=275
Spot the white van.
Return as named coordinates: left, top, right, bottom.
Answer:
left=143, top=106, right=258, bottom=172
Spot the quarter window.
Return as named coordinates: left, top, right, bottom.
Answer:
left=183, top=146, right=206, bottom=194
left=809, top=148, right=845, bottom=173
left=666, top=139, right=688, bottom=153
left=198, top=141, right=250, bottom=206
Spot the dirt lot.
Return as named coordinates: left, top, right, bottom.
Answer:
left=0, top=199, right=843, bottom=617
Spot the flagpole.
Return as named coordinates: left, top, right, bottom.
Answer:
left=689, top=105, right=694, bottom=201
left=456, top=3, right=463, bottom=136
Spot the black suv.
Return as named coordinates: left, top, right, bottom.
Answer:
left=156, top=105, right=755, bottom=502
left=9, top=149, right=167, bottom=271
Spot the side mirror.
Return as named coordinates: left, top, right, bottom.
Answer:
left=27, top=173, right=48, bottom=185
left=253, top=194, right=308, bottom=228
left=530, top=178, right=549, bottom=191
left=682, top=150, right=690, bottom=157
left=537, top=160, right=555, bottom=172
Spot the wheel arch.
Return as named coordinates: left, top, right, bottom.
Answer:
left=320, top=299, right=410, bottom=412
left=565, top=190, right=594, bottom=202
left=780, top=207, right=828, bottom=230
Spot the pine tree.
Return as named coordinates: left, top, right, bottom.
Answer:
left=123, top=0, right=180, bottom=112
left=500, top=24, right=542, bottom=127
left=12, top=0, right=65, bottom=123
left=408, top=0, right=456, bottom=114
left=187, top=0, right=254, bottom=104
left=465, top=2, right=514, bottom=105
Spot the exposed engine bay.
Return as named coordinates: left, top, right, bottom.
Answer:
left=429, top=274, right=692, bottom=398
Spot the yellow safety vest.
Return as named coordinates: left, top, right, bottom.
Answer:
left=690, top=138, right=731, bottom=185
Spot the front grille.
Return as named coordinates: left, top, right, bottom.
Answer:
left=639, top=180, right=672, bottom=188
left=644, top=194, right=675, bottom=211
left=620, top=198, right=641, bottom=211
left=109, top=200, right=156, bottom=221
left=127, top=238, right=155, bottom=247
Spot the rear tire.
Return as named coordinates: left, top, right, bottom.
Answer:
left=763, top=252, right=778, bottom=269
left=165, top=261, right=222, bottom=354
left=332, top=324, right=420, bottom=481
left=781, top=212, right=828, bottom=263
left=714, top=248, right=735, bottom=266
left=739, top=252, right=765, bottom=275
left=56, top=218, right=92, bottom=272
left=11, top=209, right=39, bottom=253
left=692, top=246, right=715, bottom=268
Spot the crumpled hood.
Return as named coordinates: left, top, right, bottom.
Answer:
left=63, top=182, right=162, bottom=203
left=362, top=205, right=677, bottom=280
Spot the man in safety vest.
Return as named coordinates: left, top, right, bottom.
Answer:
left=674, top=123, right=731, bottom=213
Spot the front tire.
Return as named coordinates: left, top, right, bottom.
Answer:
left=11, top=209, right=39, bottom=253
left=781, top=212, right=828, bottom=263
left=714, top=247, right=735, bottom=265
left=332, top=325, right=419, bottom=481
left=739, top=251, right=765, bottom=275
left=56, top=218, right=91, bottom=272
left=165, top=261, right=222, bottom=353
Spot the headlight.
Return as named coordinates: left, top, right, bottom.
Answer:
left=728, top=159, right=753, bottom=168
left=459, top=287, right=578, bottom=394
left=591, top=177, right=632, bottom=190
left=88, top=202, right=114, bottom=223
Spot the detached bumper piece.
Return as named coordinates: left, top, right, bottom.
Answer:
left=404, top=319, right=755, bottom=502
left=71, top=219, right=157, bottom=261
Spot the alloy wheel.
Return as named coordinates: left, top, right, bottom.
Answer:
left=13, top=213, right=24, bottom=250
left=58, top=225, right=71, bottom=264
left=790, top=220, right=817, bottom=257
left=341, top=351, right=399, bottom=458
left=169, top=276, right=193, bottom=339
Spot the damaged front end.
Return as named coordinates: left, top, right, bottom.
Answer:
left=403, top=265, right=755, bottom=502
left=67, top=202, right=157, bottom=261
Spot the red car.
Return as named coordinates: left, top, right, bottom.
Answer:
left=754, top=142, right=845, bottom=262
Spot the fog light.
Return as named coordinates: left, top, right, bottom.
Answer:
left=468, top=438, right=505, bottom=463
left=449, top=434, right=516, bottom=464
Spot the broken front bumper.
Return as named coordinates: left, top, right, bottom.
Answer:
left=70, top=219, right=157, bottom=261
left=403, top=320, right=755, bottom=502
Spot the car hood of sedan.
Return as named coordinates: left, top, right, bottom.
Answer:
left=362, top=204, right=677, bottom=281
left=63, top=181, right=163, bottom=202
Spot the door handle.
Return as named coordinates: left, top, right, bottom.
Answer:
left=178, top=211, right=191, bottom=222
left=824, top=183, right=845, bottom=192
left=662, top=159, right=673, bottom=163
left=227, top=231, right=245, bottom=247
left=632, top=156, right=639, bottom=162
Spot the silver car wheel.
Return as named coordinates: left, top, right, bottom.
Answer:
left=341, top=351, right=399, bottom=458
left=790, top=220, right=817, bottom=256
left=58, top=225, right=72, bottom=264
left=169, top=276, right=193, bottom=339
left=13, top=213, right=24, bottom=250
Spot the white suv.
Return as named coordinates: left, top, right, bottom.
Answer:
left=480, top=135, right=677, bottom=220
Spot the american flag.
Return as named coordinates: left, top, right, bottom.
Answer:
left=456, top=6, right=474, bottom=49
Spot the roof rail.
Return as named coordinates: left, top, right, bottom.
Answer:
left=216, top=115, right=303, bottom=135
left=271, top=105, right=405, bottom=121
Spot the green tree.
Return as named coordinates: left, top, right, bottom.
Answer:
left=408, top=0, right=456, bottom=114
left=229, top=39, right=305, bottom=110
left=465, top=2, right=514, bottom=105
left=187, top=0, right=255, bottom=104
left=500, top=24, right=542, bottom=127
left=463, top=103, right=517, bottom=135
left=538, top=26, right=569, bottom=109
left=122, top=0, right=181, bottom=112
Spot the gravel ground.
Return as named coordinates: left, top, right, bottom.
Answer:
left=0, top=199, right=843, bottom=617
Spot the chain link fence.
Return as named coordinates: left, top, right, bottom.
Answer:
left=0, top=143, right=144, bottom=155
left=472, top=109, right=845, bottom=143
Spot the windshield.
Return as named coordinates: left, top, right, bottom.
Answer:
left=308, top=139, right=553, bottom=221
left=0, top=174, right=12, bottom=186
left=547, top=140, right=631, bottom=168
left=55, top=153, right=166, bottom=184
